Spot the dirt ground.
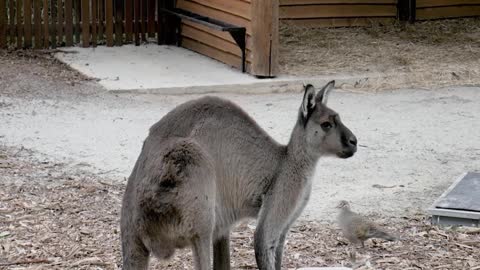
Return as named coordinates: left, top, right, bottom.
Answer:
left=1, top=18, right=480, bottom=269
left=1, top=145, right=479, bottom=270
left=280, top=18, right=480, bottom=90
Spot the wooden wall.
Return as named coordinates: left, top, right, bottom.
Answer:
left=176, top=0, right=278, bottom=77
left=279, top=0, right=398, bottom=27
left=416, top=0, right=480, bottom=20
left=176, top=0, right=252, bottom=72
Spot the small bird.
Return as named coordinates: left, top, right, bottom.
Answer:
left=336, top=200, right=397, bottom=248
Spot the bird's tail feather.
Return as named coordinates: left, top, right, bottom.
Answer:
left=369, top=228, right=397, bottom=241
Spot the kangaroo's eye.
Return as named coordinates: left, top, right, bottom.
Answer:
left=320, top=122, right=332, bottom=130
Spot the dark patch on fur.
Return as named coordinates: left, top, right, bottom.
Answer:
left=159, top=178, right=177, bottom=189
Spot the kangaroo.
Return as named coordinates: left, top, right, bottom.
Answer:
left=120, top=81, right=357, bottom=270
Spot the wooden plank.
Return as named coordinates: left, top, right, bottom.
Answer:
left=114, top=0, right=123, bottom=46
left=417, top=5, right=480, bottom=19
left=134, top=0, right=139, bottom=44
left=182, top=37, right=249, bottom=71
left=50, top=0, right=57, bottom=48
left=281, top=17, right=394, bottom=27
left=140, top=0, right=146, bottom=41
left=24, top=0, right=33, bottom=48
left=65, top=0, right=73, bottom=45
left=250, top=0, right=278, bottom=77
left=81, top=0, right=89, bottom=47
left=17, top=0, right=23, bottom=48
left=280, top=0, right=396, bottom=4
left=125, top=0, right=133, bottom=42
left=98, top=0, right=104, bottom=41
left=181, top=0, right=251, bottom=20
left=147, top=0, right=154, bottom=37
left=280, top=4, right=397, bottom=19
left=74, top=0, right=80, bottom=43
left=182, top=24, right=243, bottom=57
left=157, top=0, right=163, bottom=44
left=105, top=0, right=113, bottom=46
left=92, top=0, right=97, bottom=46
left=417, top=0, right=480, bottom=8
left=57, top=0, right=63, bottom=45
left=43, top=0, right=49, bottom=47
left=0, top=0, right=6, bottom=48
left=182, top=20, right=253, bottom=49
left=34, top=0, right=42, bottom=48
left=177, top=0, right=252, bottom=32
left=9, top=0, right=16, bottom=46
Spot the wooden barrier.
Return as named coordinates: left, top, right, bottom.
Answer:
left=416, top=0, right=480, bottom=20
left=279, top=0, right=398, bottom=27
left=176, top=0, right=278, bottom=76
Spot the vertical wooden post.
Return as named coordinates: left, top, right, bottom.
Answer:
left=125, top=0, right=132, bottom=42
left=140, top=0, right=146, bottom=41
left=92, top=0, right=97, bottom=46
left=398, top=0, right=416, bottom=23
left=81, top=0, right=89, bottom=47
left=105, top=0, right=113, bottom=46
left=9, top=0, right=16, bottom=46
left=65, top=0, right=73, bottom=45
left=34, top=0, right=42, bottom=48
left=98, top=0, right=104, bottom=41
left=114, top=0, right=123, bottom=46
left=17, top=0, right=23, bottom=49
left=25, top=0, right=33, bottom=48
left=251, top=0, right=278, bottom=77
left=147, top=0, right=154, bottom=37
left=43, top=0, right=49, bottom=48
left=57, top=0, right=63, bottom=45
left=74, top=0, right=80, bottom=43
left=157, top=0, right=164, bottom=44
left=134, top=0, right=139, bottom=45
left=0, top=0, right=5, bottom=48
left=51, top=0, right=57, bottom=48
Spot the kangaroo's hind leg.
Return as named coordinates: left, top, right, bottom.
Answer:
left=121, top=234, right=149, bottom=270
left=192, top=233, right=213, bottom=270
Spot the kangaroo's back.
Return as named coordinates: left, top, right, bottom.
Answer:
left=149, top=96, right=284, bottom=181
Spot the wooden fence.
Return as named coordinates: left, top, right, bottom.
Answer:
left=0, top=0, right=172, bottom=49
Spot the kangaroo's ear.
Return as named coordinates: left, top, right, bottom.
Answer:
left=301, top=84, right=316, bottom=120
left=315, top=80, right=335, bottom=105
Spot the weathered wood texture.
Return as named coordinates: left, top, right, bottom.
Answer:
left=0, top=0, right=164, bottom=48
left=416, top=0, right=480, bottom=20
left=176, top=0, right=277, bottom=76
left=279, top=0, right=398, bottom=27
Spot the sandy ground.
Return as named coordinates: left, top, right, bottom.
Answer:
left=1, top=51, right=480, bottom=222
left=1, top=145, right=479, bottom=270
left=1, top=22, right=480, bottom=268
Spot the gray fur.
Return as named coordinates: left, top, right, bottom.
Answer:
left=120, top=80, right=357, bottom=270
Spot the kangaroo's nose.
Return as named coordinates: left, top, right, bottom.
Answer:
left=348, top=137, right=357, bottom=147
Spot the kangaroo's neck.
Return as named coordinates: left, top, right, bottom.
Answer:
left=284, top=123, right=320, bottom=178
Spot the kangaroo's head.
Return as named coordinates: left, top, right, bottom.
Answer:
left=298, top=80, right=357, bottom=159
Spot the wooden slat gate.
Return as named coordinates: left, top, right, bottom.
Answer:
left=0, top=0, right=175, bottom=49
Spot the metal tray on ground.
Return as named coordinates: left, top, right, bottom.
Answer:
left=428, top=172, right=480, bottom=227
